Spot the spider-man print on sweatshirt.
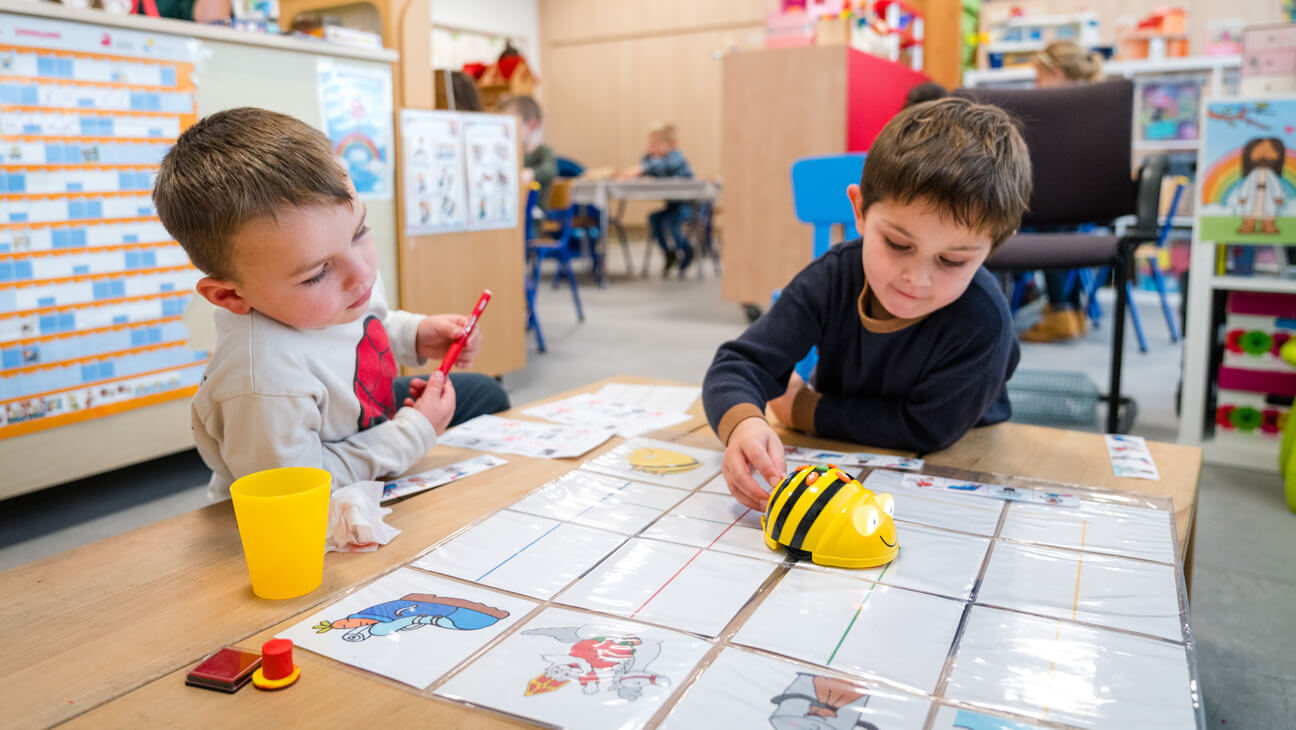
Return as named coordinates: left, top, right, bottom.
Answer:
left=354, top=315, right=397, bottom=429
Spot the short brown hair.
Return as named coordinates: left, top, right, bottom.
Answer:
left=499, top=94, right=542, bottom=124
left=858, top=97, right=1031, bottom=247
left=154, top=107, right=352, bottom=279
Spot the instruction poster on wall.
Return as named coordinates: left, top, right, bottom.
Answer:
left=398, top=110, right=468, bottom=235
left=463, top=114, right=519, bottom=231
left=317, top=61, right=393, bottom=201
left=1197, top=96, right=1296, bottom=245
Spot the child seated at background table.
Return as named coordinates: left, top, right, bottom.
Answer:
left=617, top=122, right=696, bottom=277
left=702, top=98, right=1030, bottom=510
left=153, top=108, right=510, bottom=499
left=500, top=94, right=558, bottom=210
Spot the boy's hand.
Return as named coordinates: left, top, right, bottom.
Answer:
left=723, top=418, right=787, bottom=512
left=416, top=314, right=483, bottom=367
left=409, top=371, right=456, bottom=434
left=768, top=372, right=806, bottom=428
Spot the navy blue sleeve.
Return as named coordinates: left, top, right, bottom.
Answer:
left=813, top=305, right=1017, bottom=453
left=702, top=254, right=835, bottom=434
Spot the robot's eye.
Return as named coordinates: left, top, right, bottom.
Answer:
left=878, top=494, right=895, bottom=517
left=866, top=509, right=880, bottom=535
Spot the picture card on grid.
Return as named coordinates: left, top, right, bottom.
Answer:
left=862, top=470, right=1004, bottom=536
left=277, top=568, right=536, bottom=689
left=660, top=647, right=933, bottom=730
left=522, top=393, right=692, bottom=438
left=792, top=522, right=990, bottom=600
left=558, top=537, right=777, bottom=637
left=438, top=414, right=616, bottom=458
left=508, top=470, right=687, bottom=535
left=977, top=541, right=1184, bottom=641
left=944, top=606, right=1197, bottom=728
left=733, top=567, right=965, bottom=694
left=381, top=455, right=507, bottom=503
left=436, top=606, right=709, bottom=730
left=1000, top=498, right=1176, bottom=564
left=413, top=510, right=626, bottom=600
left=638, top=492, right=776, bottom=563
left=581, top=437, right=723, bottom=491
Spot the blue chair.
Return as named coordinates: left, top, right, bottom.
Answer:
left=554, top=157, right=608, bottom=283
left=529, top=180, right=585, bottom=325
left=522, top=185, right=547, bottom=352
left=1075, top=178, right=1186, bottom=352
left=786, top=154, right=867, bottom=379
left=556, top=157, right=585, bottom=177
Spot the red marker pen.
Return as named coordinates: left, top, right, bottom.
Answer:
left=438, top=290, right=492, bottom=376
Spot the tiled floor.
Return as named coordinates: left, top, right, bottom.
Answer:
left=4, top=240, right=1290, bottom=726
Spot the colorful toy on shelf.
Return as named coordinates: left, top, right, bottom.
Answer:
left=1280, top=394, right=1296, bottom=512
left=767, top=0, right=848, bottom=48
left=1215, top=293, right=1296, bottom=461
left=761, top=464, right=899, bottom=568
left=979, top=9, right=1103, bottom=69
left=764, top=1, right=923, bottom=70
left=1117, top=8, right=1189, bottom=60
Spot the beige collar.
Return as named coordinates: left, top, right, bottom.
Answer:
left=857, top=279, right=926, bottom=333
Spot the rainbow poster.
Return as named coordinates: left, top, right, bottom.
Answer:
left=1198, top=96, right=1296, bottom=245
left=317, top=60, right=394, bottom=201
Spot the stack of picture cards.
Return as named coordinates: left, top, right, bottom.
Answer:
left=437, top=415, right=616, bottom=459
left=1105, top=434, right=1161, bottom=480
left=381, top=455, right=507, bottom=504
left=273, top=445, right=1201, bottom=729
left=783, top=445, right=924, bottom=471
left=523, top=393, right=693, bottom=438
left=898, top=472, right=1079, bottom=507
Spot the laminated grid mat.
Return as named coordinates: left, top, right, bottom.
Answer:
left=274, top=438, right=1202, bottom=730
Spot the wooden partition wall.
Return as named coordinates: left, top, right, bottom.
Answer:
left=281, top=0, right=526, bottom=376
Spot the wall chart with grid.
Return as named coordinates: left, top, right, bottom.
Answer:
left=0, top=14, right=205, bottom=439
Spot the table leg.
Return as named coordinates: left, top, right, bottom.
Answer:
left=613, top=198, right=633, bottom=276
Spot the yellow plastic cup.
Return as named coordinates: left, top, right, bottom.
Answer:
left=230, top=467, right=331, bottom=600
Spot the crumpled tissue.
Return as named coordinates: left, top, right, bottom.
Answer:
left=325, top=481, right=401, bottom=553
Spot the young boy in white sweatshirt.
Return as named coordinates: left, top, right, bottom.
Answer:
left=154, top=107, right=509, bottom=499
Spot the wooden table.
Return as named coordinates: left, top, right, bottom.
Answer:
left=2, top=377, right=1201, bottom=728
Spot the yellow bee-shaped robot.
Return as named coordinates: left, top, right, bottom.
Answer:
left=762, top=464, right=899, bottom=569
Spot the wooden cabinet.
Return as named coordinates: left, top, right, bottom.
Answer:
left=720, top=46, right=926, bottom=304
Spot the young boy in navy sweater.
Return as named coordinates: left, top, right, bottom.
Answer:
left=702, top=98, right=1032, bottom=510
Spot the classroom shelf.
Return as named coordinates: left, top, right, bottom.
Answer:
left=1133, top=139, right=1200, bottom=152
left=1210, top=276, right=1296, bottom=294
left=963, top=55, right=1241, bottom=88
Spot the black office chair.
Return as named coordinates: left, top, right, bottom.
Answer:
left=956, top=79, right=1167, bottom=434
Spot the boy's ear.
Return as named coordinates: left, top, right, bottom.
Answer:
left=846, top=184, right=868, bottom=238
left=196, top=276, right=252, bottom=315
